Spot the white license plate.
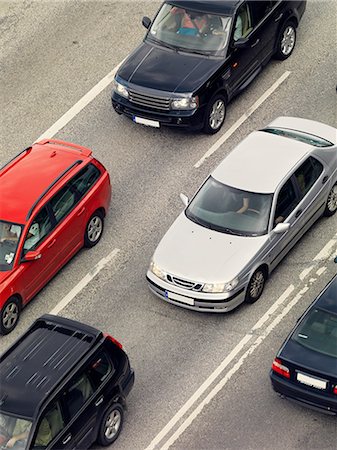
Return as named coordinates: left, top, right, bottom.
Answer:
left=296, top=372, right=327, bottom=390
left=165, top=291, right=194, bottom=306
left=133, top=116, right=160, bottom=128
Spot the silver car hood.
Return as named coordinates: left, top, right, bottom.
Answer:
left=153, top=212, right=269, bottom=283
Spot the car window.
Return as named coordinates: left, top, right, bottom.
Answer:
left=274, top=178, right=299, bottom=226
left=63, top=372, right=94, bottom=420
left=32, top=400, right=64, bottom=448
left=87, top=351, right=114, bottom=390
left=23, top=207, right=52, bottom=252
left=68, top=163, right=101, bottom=199
left=248, top=1, right=276, bottom=25
left=49, top=184, right=77, bottom=223
left=294, top=157, right=324, bottom=197
left=233, top=3, right=252, bottom=41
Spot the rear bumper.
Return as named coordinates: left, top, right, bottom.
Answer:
left=270, top=371, right=337, bottom=415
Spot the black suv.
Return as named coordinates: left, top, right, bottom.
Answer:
left=112, top=0, right=306, bottom=134
left=0, top=315, right=134, bottom=449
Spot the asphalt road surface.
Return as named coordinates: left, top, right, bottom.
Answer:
left=1, top=1, right=336, bottom=449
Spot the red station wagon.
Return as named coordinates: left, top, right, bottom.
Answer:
left=0, top=139, right=111, bottom=334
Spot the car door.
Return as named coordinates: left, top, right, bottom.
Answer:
left=267, top=176, right=303, bottom=270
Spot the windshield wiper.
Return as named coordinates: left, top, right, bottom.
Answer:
left=146, top=36, right=177, bottom=51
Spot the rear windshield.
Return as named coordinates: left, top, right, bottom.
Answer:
left=292, top=308, right=337, bottom=358
left=262, top=127, right=334, bottom=147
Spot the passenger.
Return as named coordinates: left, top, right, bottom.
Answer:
left=23, top=222, right=40, bottom=251
left=177, top=11, right=209, bottom=35
left=4, top=419, right=31, bottom=448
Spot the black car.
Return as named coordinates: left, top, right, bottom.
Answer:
left=112, top=0, right=306, bottom=134
left=270, top=275, right=337, bottom=415
left=0, top=315, right=134, bottom=449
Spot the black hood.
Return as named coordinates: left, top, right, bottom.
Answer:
left=117, top=41, right=223, bottom=93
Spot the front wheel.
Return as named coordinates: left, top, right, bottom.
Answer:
left=274, top=21, right=296, bottom=60
left=203, top=94, right=226, bottom=134
left=245, top=268, right=266, bottom=304
left=97, top=403, right=124, bottom=446
left=84, top=210, right=104, bottom=248
left=323, top=183, right=337, bottom=217
left=0, top=296, right=21, bottom=335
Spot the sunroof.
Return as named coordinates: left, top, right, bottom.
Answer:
left=261, top=127, right=333, bottom=147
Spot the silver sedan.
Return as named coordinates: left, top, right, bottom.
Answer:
left=147, top=117, right=337, bottom=312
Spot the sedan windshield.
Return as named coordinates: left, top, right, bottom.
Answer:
left=0, top=412, right=32, bottom=449
left=147, top=3, right=232, bottom=54
left=0, top=220, right=23, bottom=271
left=185, top=177, right=273, bottom=236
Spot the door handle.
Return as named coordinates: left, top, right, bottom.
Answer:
left=274, top=13, right=283, bottom=22
left=322, top=176, right=328, bottom=184
left=95, top=396, right=104, bottom=407
left=47, top=239, right=56, bottom=248
left=62, top=434, right=72, bottom=445
left=295, top=209, right=302, bottom=218
left=251, top=38, right=260, bottom=48
left=77, top=207, right=85, bottom=216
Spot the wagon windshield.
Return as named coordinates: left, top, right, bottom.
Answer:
left=147, top=3, right=232, bottom=55
left=0, top=220, right=23, bottom=271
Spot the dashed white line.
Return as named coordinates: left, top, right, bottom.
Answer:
left=49, top=248, right=120, bottom=315
left=194, top=71, right=291, bottom=168
left=313, top=237, right=337, bottom=261
left=316, top=266, right=327, bottom=276
left=299, top=266, right=314, bottom=281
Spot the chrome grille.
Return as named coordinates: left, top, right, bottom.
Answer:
left=166, top=274, right=203, bottom=291
left=129, top=90, right=170, bottom=111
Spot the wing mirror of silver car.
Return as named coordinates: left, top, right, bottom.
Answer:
left=273, top=223, right=290, bottom=234
left=180, top=193, right=189, bottom=207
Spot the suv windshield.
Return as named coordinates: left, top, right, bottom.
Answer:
left=0, top=221, right=23, bottom=271
left=0, top=412, right=32, bottom=449
left=147, top=3, right=232, bottom=54
left=185, top=177, right=272, bottom=236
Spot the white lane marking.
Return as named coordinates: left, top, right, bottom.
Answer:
left=49, top=248, right=120, bottom=315
left=160, top=286, right=310, bottom=450
left=316, top=266, right=327, bottom=276
left=313, top=237, right=337, bottom=261
left=145, top=334, right=252, bottom=450
left=299, top=266, right=314, bottom=281
left=36, top=62, right=124, bottom=141
left=194, top=71, right=291, bottom=168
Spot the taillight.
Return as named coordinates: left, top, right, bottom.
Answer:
left=333, top=386, right=337, bottom=395
left=103, top=332, right=123, bottom=349
left=272, top=358, right=290, bottom=379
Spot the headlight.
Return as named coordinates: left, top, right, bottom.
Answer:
left=149, top=260, right=166, bottom=281
left=171, top=95, right=199, bottom=110
left=202, top=277, right=239, bottom=293
left=113, top=80, right=129, bottom=99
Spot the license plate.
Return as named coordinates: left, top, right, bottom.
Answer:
left=296, top=372, right=327, bottom=390
left=165, top=291, right=194, bottom=306
left=133, top=116, right=160, bottom=128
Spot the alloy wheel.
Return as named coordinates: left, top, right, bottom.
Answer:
left=249, top=271, right=265, bottom=299
left=3, top=301, right=19, bottom=330
left=281, top=26, right=295, bottom=56
left=209, top=99, right=225, bottom=130
left=87, top=216, right=103, bottom=243
left=104, top=410, right=121, bottom=439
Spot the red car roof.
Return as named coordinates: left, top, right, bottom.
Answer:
left=0, top=140, right=92, bottom=224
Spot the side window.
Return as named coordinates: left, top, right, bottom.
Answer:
left=274, top=178, right=299, bottom=226
left=233, top=3, right=252, bottom=41
left=87, top=351, right=113, bottom=390
left=50, top=184, right=77, bottom=223
left=248, top=1, right=275, bottom=25
left=63, top=372, right=94, bottom=420
left=23, top=207, right=52, bottom=252
left=33, top=400, right=64, bottom=448
left=294, top=157, right=324, bottom=197
left=69, top=164, right=101, bottom=199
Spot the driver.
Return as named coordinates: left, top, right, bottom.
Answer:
left=176, top=10, right=209, bottom=35
left=3, top=419, right=31, bottom=449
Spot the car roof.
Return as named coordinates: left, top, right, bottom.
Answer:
left=314, top=275, right=337, bottom=315
left=0, top=140, right=92, bottom=225
left=0, top=315, right=103, bottom=419
left=211, top=130, right=313, bottom=193
left=169, top=0, right=241, bottom=15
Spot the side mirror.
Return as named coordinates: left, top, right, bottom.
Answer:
left=180, top=193, right=189, bottom=207
left=232, top=37, right=249, bottom=49
left=23, top=250, right=42, bottom=261
left=273, top=223, right=290, bottom=234
left=142, top=16, right=151, bottom=29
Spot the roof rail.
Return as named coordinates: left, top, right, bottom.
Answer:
left=36, top=139, right=93, bottom=157
left=26, top=159, right=82, bottom=220
left=0, top=147, right=32, bottom=174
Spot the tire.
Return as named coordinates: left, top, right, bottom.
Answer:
left=245, top=268, right=267, bottom=304
left=203, top=93, right=226, bottom=134
left=0, top=296, right=21, bottom=335
left=97, top=403, right=124, bottom=446
left=323, top=183, right=337, bottom=217
left=274, top=21, right=296, bottom=60
left=84, top=210, right=104, bottom=248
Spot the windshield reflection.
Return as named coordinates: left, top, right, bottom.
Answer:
left=0, top=221, right=23, bottom=271
left=147, top=3, right=232, bottom=55
left=185, top=177, right=273, bottom=236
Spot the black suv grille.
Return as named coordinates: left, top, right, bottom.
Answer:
left=129, top=90, right=171, bottom=111
left=166, top=274, right=203, bottom=291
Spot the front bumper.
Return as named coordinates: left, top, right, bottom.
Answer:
left=146, top=271, right=246, bottom=313
left=112, top=93, right=206, bottom=130
left=270, top=370, right=337, bottom=415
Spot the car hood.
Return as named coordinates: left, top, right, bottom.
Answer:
left=279, top=338, right=337, bottom=378
left=153, top=213, right=268, bottom=283
left=118, top=41, right=223, bottom=93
